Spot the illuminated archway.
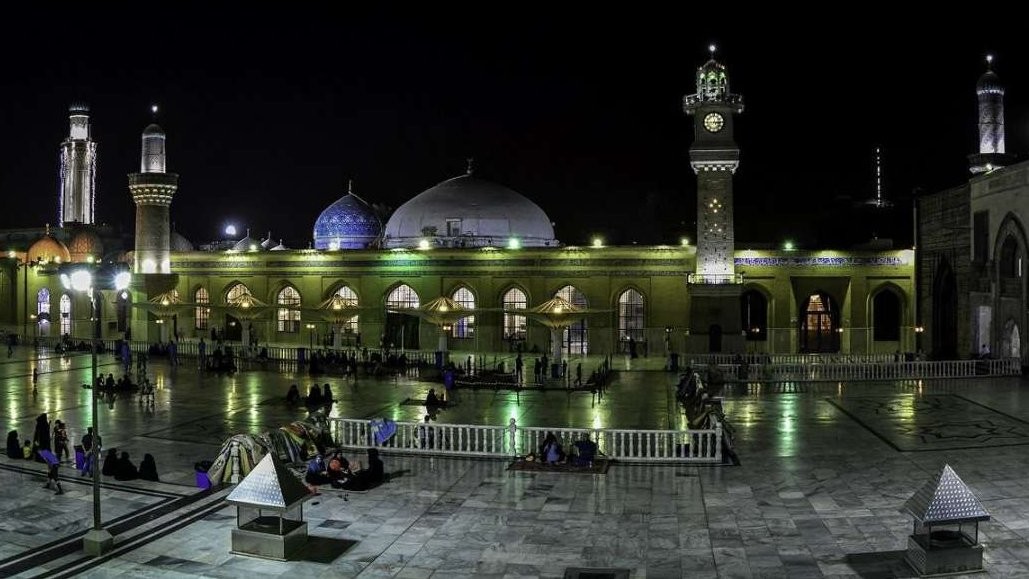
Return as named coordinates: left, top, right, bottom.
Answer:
left=276, top=286, right=301, bottom=333
left=384, top=284, right=420, bottom=349
left=799, top=292, right=839, bottom=353
left=502, top=287, right=527, bottom=343
left=194, top=287, right=210, bottom=330
left=451, top=286, right=475, bottom=338
left=59, top=294, right=72, bottom=337
left=617, top=288, right=645, bottom=345
left=555, top=285, right=588, bottom=356
left=37, top=288, right=51, bottom=336
left=333, top=285, right=360, bottom=335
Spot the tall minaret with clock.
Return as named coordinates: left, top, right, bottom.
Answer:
left=683, top=46, right=745, bottom=352
left=684, top=45, right=743, bottom=279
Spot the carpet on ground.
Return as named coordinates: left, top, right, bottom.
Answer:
left=507, top=458, right=609, bottom=474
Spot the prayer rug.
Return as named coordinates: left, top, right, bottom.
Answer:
left=507, top=458, right=609, bottom=474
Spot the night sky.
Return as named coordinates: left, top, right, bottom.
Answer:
left=1, top=11, right=1026, bottom=249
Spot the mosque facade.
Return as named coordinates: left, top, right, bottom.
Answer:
left=919, top=56, right=1029, bottom=361
left=0, top=52, right=920, bottom=357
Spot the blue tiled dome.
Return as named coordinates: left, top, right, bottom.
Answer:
left=313, top=193, right=381, bottom=250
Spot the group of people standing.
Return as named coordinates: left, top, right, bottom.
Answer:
left=5, top=412, right=160, bottom=494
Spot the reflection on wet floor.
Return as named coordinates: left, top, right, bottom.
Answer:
left=4, top=346, right=1029, bottom=576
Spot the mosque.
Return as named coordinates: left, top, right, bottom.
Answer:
left=0, top=51, right=919, bottom=358
left=919, top=55, right=1029, bottom=362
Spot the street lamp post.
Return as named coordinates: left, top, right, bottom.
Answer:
left=61, top=266, right=131, bottom=556
left=6, top=252, right=42, bottom=345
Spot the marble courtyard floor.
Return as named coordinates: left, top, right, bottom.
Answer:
left=2, top=347, right=1029, bottom=577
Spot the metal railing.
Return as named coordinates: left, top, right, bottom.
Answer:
left=686, top=353, right=902, bottom=365
left=328, top=418, right=722, bottom=464
left=686, top=273, right=744, bottom=285
left=707, top=358, right=1021, bottom=382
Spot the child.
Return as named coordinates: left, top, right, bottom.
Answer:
left=40, top=449, right=63, bottom=495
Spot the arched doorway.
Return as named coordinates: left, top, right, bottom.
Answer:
left=1003, top=318, right=1021, bottom=359
left=872, top=289, right=902, bottom=342
left=385, top=284, right=420, bottom=350
left=740, top=289, right=768, bottom=341
left=451, top=286, right=475, bottom=338
left=223, top=283, right=252, bottom=342
left=502, top=287, right=528, bottom=347
left=708, top=324, right=723, bottom=352
left=800, top=292, right=839, bottom=353
left=556, top=285, right=588, bottom=356
left=617, top=288, right=645, bottom=354
left=37, top=288, right=51, bottom=336
left=932, top=261, right=958, bottom=359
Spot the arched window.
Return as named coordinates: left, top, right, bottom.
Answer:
left=741, top=290, right=768, bottom=341
left=451, top=286, right=475, bottom=338
left=385, top=284, right=420, bottom=350
left=556, top=285, right=588, bottom=356
left=37, top=288, right=51, bottom=316
left=386, top=284, right=419, bottom=309
left=60, top=294, right=71, bottom=337
left=334, top=286, right=359, bottom=334
left=800, top=292, right=838, bottom=353
left=502, top=288, right=527, bottom=341
left=194, top=287, right=210, bottom=330
left=226, top=283, right=252, bottom=304
left=277, top=286, right=301, bottom=333
left=617, top=288, right=644, bottom=342
left=873, top=290, right=902, bottom=341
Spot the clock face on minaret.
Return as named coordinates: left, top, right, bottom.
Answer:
left=703, top=112, right=724, bottom=133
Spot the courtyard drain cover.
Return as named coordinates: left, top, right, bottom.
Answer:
left=563, top=568, right=630, bottom=579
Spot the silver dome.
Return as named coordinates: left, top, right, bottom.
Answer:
left=383, top=174, right=557, bottom=248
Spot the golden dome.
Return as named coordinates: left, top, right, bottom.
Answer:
left=27, top=236, right=70, bottom=264
left=67, top=229, right=104, bottom=262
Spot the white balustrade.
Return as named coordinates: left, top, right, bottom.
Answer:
left=328, top=417, right=723, bottom=464
left=703, top=358, right=1020, bottom=382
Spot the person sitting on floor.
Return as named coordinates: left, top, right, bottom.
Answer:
left=114, top=451, right=139, bottom=481
left=306, top=384, right=323, bottom=410
left=425, top=388, right=440, bottom=407
left=22, top=440, right=33, bottom=460
left=6, top=430, right=20, bottom=459
left=542, top=433, right=564, bottom=465
left=286, top=384, right=301, bottom=407
left=305, top=454, right=330, bottom=488
left=102, top=448, right=119, bottom=476
left=338, top=448, right=384, bottom=491
left=322, top=384, right=335, bottom=406
left=571, top=434, right=598, bottom=467
left=139, top=453, right=159, bottom=482
left=326, top=452, right=352, bottom=483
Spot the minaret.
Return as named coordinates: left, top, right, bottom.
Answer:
left=58, top=103, right=98, bottom=226
left=682, top=45, right=746, bottom=353
left=969, top=54, right=1013, bottom=174
left=129, top=110, right=178, bottom=274
left=683, top=45, right=744, bottom=281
